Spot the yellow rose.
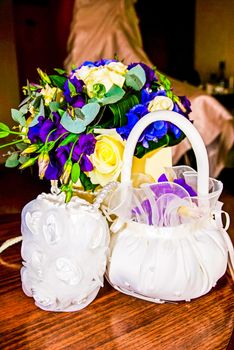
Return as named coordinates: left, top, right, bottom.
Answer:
left=88, top=134, right=125, bottom=186
left=148, top=96, right=174, bottom=112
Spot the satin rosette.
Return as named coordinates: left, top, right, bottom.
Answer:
left=21, top=192, right=110, bottom=312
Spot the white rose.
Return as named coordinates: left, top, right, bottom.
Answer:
left=148, top=96, right=174, bottom=112
left=74, top=62, right=127, bottom=98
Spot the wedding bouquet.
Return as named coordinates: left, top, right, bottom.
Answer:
left=0, top=59, right=191, bottom=201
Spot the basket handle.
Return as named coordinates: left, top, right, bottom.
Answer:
left=121, top=110, right=209, bottom=196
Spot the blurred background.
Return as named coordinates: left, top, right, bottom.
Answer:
left=1, top=0, right=234, bottom=118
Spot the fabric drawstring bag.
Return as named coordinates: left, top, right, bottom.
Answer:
left=105, top=110, right=234, bottom=303
left=0, top=183, right=115, bottom=312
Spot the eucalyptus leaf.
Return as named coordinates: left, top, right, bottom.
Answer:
left=98, top=85, right=125, bottom=105
left=0, top=122, right=10, bottom=132
left=29, top=114, right=40, bottom=127
left=49, top=101, right=60, bottom=113
left=82, top=102, right=100, bottom=126
left=60, top=111, right=86, bottom=134
left=71, top=163, right=80, bottom=183
left=39, top=97, right=45, bottom=117
left=5, top=152, right=19, bottom=168
left=19, top=104, right=29, bottom=114
left=18, top=95, right=31, bottom=108
left=125, top=65, right=146, bottom=91
left=19, top=155, right=30, bottom=164
left=16, top=142, right=28, bottom=151
left=11, top=109, right=26, bottom=126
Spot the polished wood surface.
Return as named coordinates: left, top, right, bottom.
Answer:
left=0, top=167, right=234, bottom=349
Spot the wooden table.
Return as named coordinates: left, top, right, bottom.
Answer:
left=0, top=213, right=233, bottom=350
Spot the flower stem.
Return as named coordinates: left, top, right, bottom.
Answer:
left=0, top=139, right=23, bottom=149
left=69, top=135, right=79, bottom=160
left=8, top=130, right=27, bottom=136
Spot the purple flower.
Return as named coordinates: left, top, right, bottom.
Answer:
left=72, top=134, right=96, bottom=171
left=63, top=76, right=85, bottom=107
left=56, top=144, right=71, bottom=168
left=28, top=114, right=67, bottom=144
left=44, top=160, right=61, bottom=180
left=76, top=134, right=96, bottom=156
left=180, top=96, right=192, bottom=114
left=79, top=155, right=93, bottom=171
left=139, top=121, right=168, bottom=148
left=117, top=104, right=148, bottom=140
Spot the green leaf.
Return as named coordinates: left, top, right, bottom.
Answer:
left=109, top=92, right=140, bottom=127
left=168, top=131, right=185, bottom=146
left=49, top=101, right=60, bottom=113
left=49, top=75, right=67, bottom=89
left=37, top=68, right=51, bottom=85
left=158, top=72, right=171, bottom=91
left=19, top=155, right=30, bottom=164
left=39, top=97, right=45, bottom=117
left=5, top=152, right=19, bottom=168
left=82, top=102, right=100, bottom=126
left=0, top=131, right=10, bottom=138
left=60, top=111, right=86, bottom=134
left=54, top=68, right=66, bottom=75
left=68, top=80, right=77, bottom=97
left=71, top=163, right=80, bottom=183
left=16, top=142, right=28, bottom=151
left=125, top=65, right=146, bottom=91
left=98, top=85, right=125, bottom=105
left=58, top=133, right=77, bottom=147
left=92, top=83, right=106, bottom=98
left=29, top=114, right=40, bottom=127
left=18, top=95, right=31, bottom=108
left=11, top=109, right=26, bottom=126
left=19, top=104, right=29, bottom=114
left=80, top=172, right=97, bottom=192
left=0, top=122, right=10, bottom=132
left=32, top=95, right=42, bottom=109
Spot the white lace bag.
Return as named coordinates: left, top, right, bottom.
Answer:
left=106, top=110, right=234, bottom=303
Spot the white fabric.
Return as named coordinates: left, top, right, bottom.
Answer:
left=21, top=192, right=110, bottom=312
left=105, top=165, right=234, bottom=302
left=106, top=217, right=232, bottom=302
